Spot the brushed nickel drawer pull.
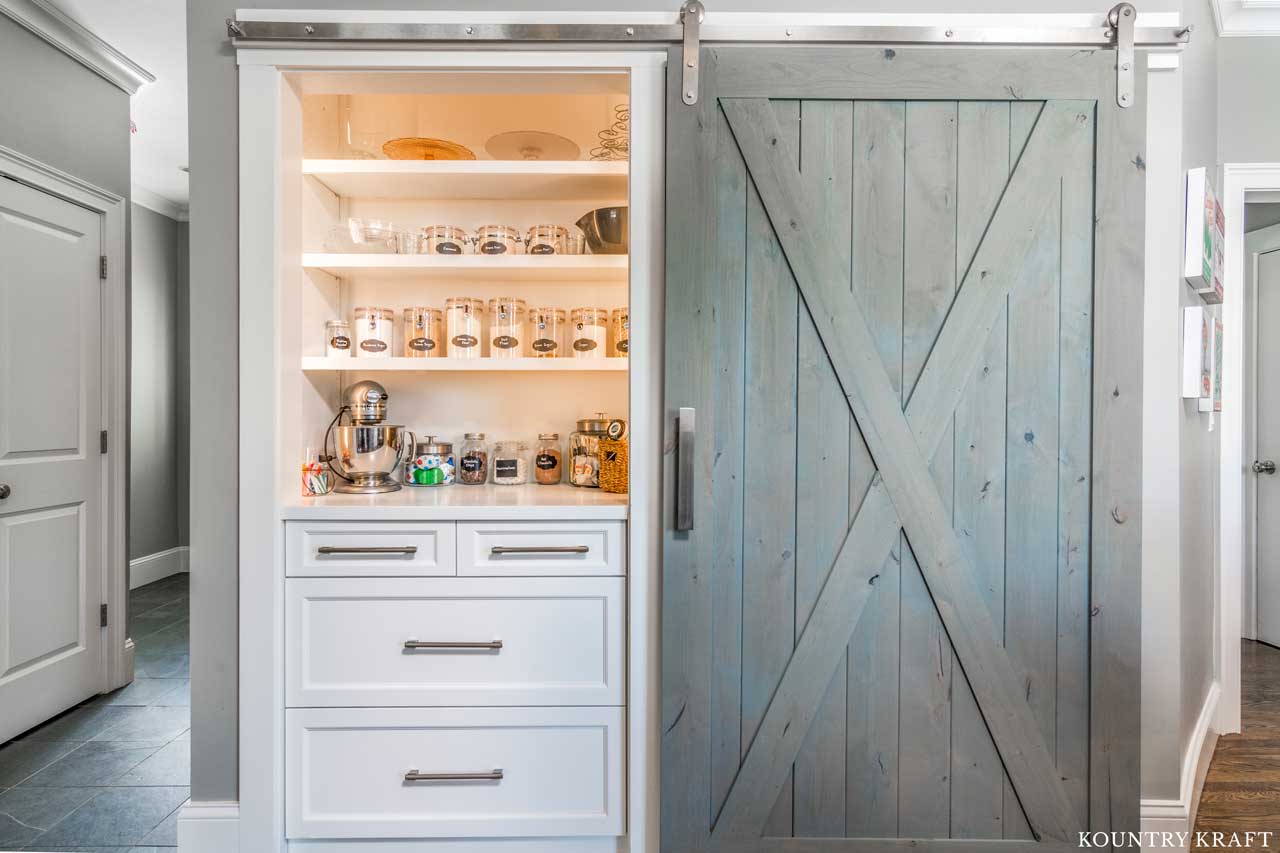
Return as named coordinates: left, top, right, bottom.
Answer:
left=490, top=545, right=590, bottom=555
left=405, top=768, right=504, bottom=782
left=317, top=545, right=418, bottom=555
left=404, top=639, right=503, bottom=650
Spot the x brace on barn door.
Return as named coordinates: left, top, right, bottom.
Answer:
left=226, top=2, right=1187, bottom=108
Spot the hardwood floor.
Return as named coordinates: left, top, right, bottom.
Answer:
left=1194, top=640, right=1280, bottom=849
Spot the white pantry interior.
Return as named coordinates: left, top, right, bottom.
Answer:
left=239, top=51, right=664, bottom=853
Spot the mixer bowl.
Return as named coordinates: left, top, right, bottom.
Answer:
left=332, top=424, right=411, bottom=493
left=574, top=206, right=628, bottom=255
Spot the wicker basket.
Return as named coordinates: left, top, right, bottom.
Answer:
left=598, top=437, right=629, bottom=494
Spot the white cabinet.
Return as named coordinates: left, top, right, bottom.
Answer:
left=286, top=576, right=625, bottom=707
left=285, top=706, right=625, bottom=839
left=286, top=520, right=456, bottom=577
left=457, top=521, right=625, bottom=577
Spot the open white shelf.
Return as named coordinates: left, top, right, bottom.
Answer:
left=303, top=159, right=628, bottom=200
left=301, top=356, right=629, bottom=373
left=302, top=253, right=628, bottom=281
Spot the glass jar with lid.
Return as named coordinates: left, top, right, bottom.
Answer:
left=491, top=440, right=531, bottom=485
left=403, top=307, right=443, bottom=358
left=325, top=320, right=352, bottom=358
left=353, top=306, right=394, bottom=358
left=529, top=307, right=566, bottom=358
left=458, top=433, right=489, bottom=485
left=535, top=433, right=563, bottom=485
left=444, top=297, right=484, bottom=359
left=611, top=307, right=629, bottom=357
left=419, top=225, right=470, bottom=255
left=570, top=307, right=608, bottom=359
left=526, top=224, right=568, bottom=255
left=487, top=297, right=527, bottom=359
left=474, top=224, right=522, bottom=255
left=404, top=436, right=455, bottom=486
left=570, top=413, right=610, bottom=487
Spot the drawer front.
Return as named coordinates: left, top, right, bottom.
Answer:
left=286, top=577, right=624, bottom=707
left=457, top=521, right=624, bottom=577
left=285, top=706, right=625, bottom=839
left=286, top=521, right=455, bottom=577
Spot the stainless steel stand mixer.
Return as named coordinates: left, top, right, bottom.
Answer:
left=324, top=380, right=414, bottom=494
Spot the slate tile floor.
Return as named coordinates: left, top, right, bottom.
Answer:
left=0, top=573, right=190, bottom=851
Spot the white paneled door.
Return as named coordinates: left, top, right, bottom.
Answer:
left=1255, top=242, right=1280, bottom=646
left=0, top=177, right=105, bottom=742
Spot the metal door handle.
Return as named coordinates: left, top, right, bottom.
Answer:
left=404, top=639, right=503, bottom=650
left=316, top=545, right=418, bottom=555
left=405, top=768, right=503, bottom=782
left=676, top=407, right=695, bottom=531
left=490, top=545, right=589, bottom=555
left=0, top=484, right=9, bottom=500
left=1255, top=460, right=1277, bottom=475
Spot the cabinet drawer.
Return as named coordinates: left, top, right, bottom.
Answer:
left=285, top=706, right=625, bottom=839
left=286, top=577, right=624, bottom=707
left=457, top=521, right=624, bottom=576
left=285, top=521, right=455, bottom=577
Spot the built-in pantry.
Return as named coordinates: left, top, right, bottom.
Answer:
left=240, top=54, right=664, bottom=853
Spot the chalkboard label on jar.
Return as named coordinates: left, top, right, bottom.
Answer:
left=461, top=455, right=484, bottom=473
left=329, top=335, right=351, bottom=350
left=434, top=242, right=462, bottom=255
left=479, top=240, right=508, bottom=255
left=529, top=243, right=555, bottom=255
left=573, top=338, right=598, bottom=352
left=451, top=334, right=478, bottom=349
left=495, top=458, right=519, bottom=478
left=532, top=338, right=558, bottom=353
left=493, top=335, right=519, bottom=350
left=360, top=339, right=387, bottom=353
left=536, top=453, right=558, bottom=470
left=616, top=340, right=629, bottom=353
left=408, top=337, right=436, bottom=352
left=604, top=450, right=619, bottom=462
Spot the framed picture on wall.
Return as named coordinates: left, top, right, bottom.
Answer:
left=1182, top=306, right=1211, bottom=401
left=1184, top=167, right=1225, bottom=304
left=1199, top=315, right=1224, bottom=413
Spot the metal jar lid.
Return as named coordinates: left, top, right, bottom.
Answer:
left=464, top=432, right=486, bottom=440
left=414, top=435, right=453, bottom=455
left=576, top=412, right=610, bottom=434
left=538, top=432, right=560, bottom=441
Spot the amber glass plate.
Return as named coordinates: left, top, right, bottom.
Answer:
left=381, top=138, right=477, bottom=160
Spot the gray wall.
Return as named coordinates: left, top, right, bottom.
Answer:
left=187, top=0, right=1180, bottom=804
left=1218, top=37, right=1280, bottom=164
left=130, top=203, right=189, bottom=560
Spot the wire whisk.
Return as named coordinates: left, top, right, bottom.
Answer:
left=590, top=104, right=630, bottom=161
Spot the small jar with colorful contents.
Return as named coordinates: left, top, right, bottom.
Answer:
left=404, top=436, right=454, bottom=486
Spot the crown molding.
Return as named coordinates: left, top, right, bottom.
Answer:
left=1210, top=0, right=1280, bottom=35
left=0, top=0, right=154, bottom=93
left=132, top=183, right=189, bottom=222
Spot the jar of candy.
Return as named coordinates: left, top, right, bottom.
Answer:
left=458, top=433, right=489, bottom=485
left=569, top=413, right=609, bottom=487
left=404, top=436, right=454, bottom=486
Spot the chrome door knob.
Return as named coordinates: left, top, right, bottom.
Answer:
left=0, top=484, right=9, bottom=499
left=1254, top=460, right=1277, bottom=475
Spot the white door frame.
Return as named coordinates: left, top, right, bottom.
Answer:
left=1218, top=163, right=1280, bottom=734
left=1242, top=221, right=1280, bottom=643
left=0, top=142, right=131, bottom=694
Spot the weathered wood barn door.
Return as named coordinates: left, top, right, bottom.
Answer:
left=662, top=46, right=1144, bottom=852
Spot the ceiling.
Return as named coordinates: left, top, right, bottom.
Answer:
left=52, top=0, right=189, bottom=212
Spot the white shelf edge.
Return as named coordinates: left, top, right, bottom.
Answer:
left=302, top=159, right=629, bottom=177
left=301, top=253, right=629, bottom=279
left=301, top=356, right=629, bottom=372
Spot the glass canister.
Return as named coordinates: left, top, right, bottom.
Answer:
left=301, top=446, right=334, bottom=496
left=611, top=307, right=629, bottom=357
left=535, top=433, right=563, bottom=485
left=325, top=320, right=352, bottom=358
left=569, top=413, right=609, bottom=488
left=445, top=297, right=484, bottom=358
left=403, top=307, right=444, bottom=358
left=529, top=307, right=566, bottom=358
left=474, top=224, right=522, bottom=255
left=491, top=440, right=531, bottom=485
left=419, top=225, right=470, bottom=255
left=526, top=224, right=568, bottom=255
left=404, top=436, right=454, bottom=486
left=488, top=297, right=527, bottom=359
left=570, top=307, right=609, bottom=359
left=563, top=231, right=586, bottom=255
left=458, top=433, right=489, bottom=485
left=353, top=306, right=394, bottom=358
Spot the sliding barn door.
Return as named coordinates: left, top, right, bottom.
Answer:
left=662, top=46, right=1144, bottom=852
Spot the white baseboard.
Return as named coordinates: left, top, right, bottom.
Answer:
left=178, top=801, right=240, bottom=853
left=1141, top=681, right=1221, bottom=849
left=130, top=545, right=189, bottom=589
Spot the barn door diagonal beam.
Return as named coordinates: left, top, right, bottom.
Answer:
left=712, top=98, right=1092, bottom=844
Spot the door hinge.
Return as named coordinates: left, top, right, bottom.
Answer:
left=100, top=603, right=108, bottom=627
left=1108, top=2, right=1136, bottom=108
left=679, top=0, right=704, bottom=105
left=100, top=255, right=108, bottom=279
left=100, top=430, right=108, bottom=454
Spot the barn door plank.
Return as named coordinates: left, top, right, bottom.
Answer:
left=715, top=97, right=1091, bottom=844
left=844, top=99, right=906, bottom=839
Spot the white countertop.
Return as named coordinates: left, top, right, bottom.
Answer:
left=282, top=483, right=628, bottom=521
